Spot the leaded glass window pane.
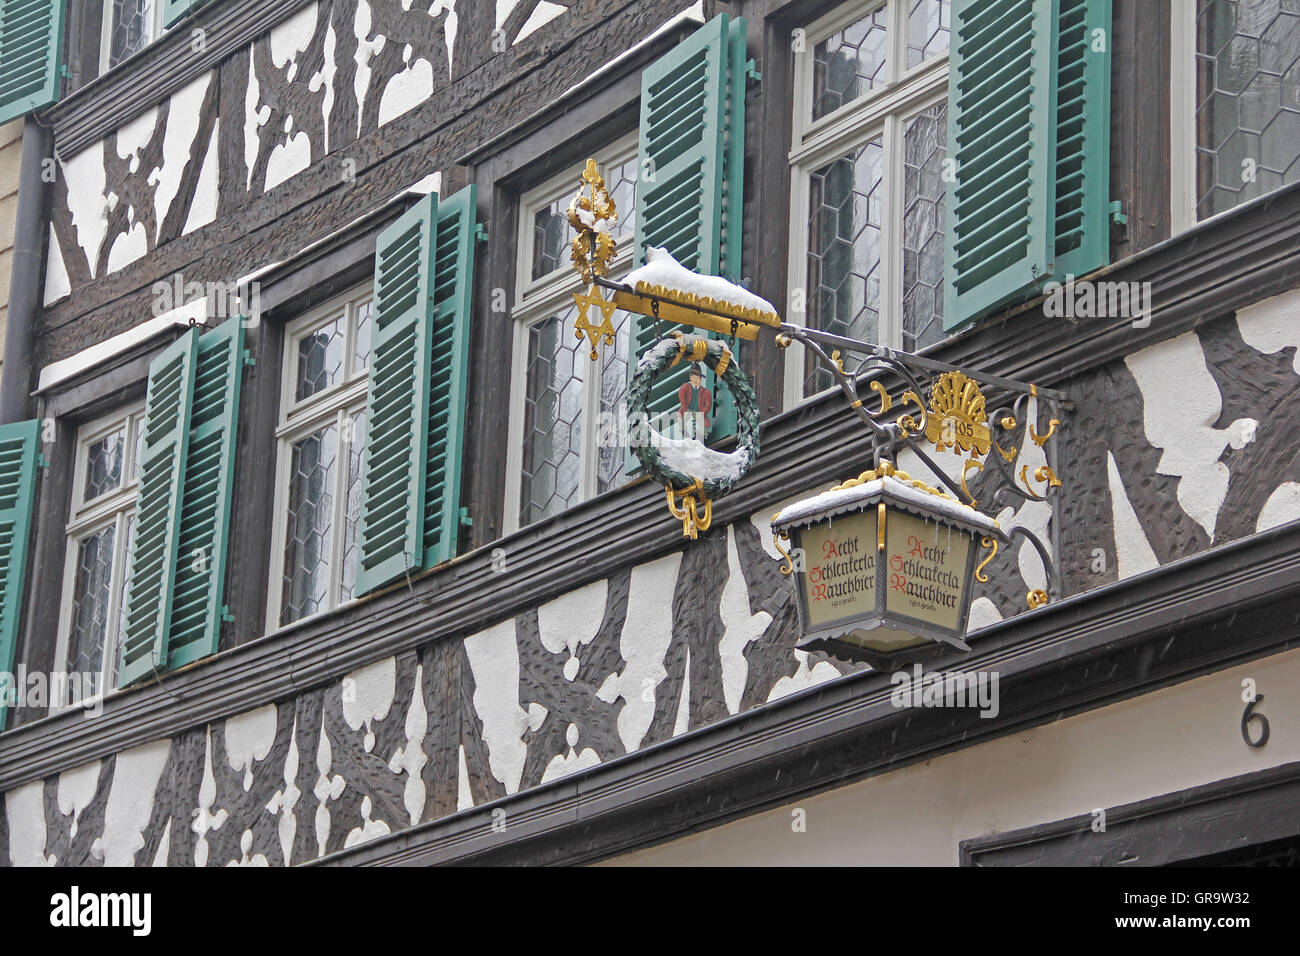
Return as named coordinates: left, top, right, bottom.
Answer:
left=812, top=5, right=890, bottom=121
left=597, top=309, right=633, bottom=494
left=353, top=298, right=374, bottom=372
left=295, top=315, right=346, bottom=402
left=805, top=138, right=884, bottom=394
left=907, top=0, right=950, bottom=69
left=1196, top=0, right=1300, bottom=218
left=903, top=102, right=948, bottom=352
left=68, top=525, right=116, bottom=677
left=521, top=306, right=585, bottom=526
left=281, top=424, right=339, bottom=624
left=84, top=427, right=126, bottom=502
left=107, top=0, right=155, bottom=72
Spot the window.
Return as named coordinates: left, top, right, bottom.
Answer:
left=505, top=135, right=640, bottom=531
left=787, top=0, right=951, bottom=403
left=268, top=288, right=373, bottom=628
left=55, top=404, right=146, bottom=705
left=1173, top=0, right=1300, bottom=230
left=100, top=0, right=166, bottom=75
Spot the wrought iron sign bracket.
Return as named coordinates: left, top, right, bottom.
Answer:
left=776, top=323, right=1068, bottom=608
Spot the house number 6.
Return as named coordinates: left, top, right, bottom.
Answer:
left=1241, top=694, right=1270, bottom=748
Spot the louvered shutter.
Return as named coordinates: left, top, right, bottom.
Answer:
left=0, top=421, right=40, bottom=731
left=944, top=0, right=1056, bottom=330
left=0, top=0, right=67, bottom=124
left=630, top=13, right=746, bottom=450
left=163, top=0, right=209, bottom=28
left=422, top=185, right=475, bottom=568
left=1052, top=0, right=1111, bottom=279
left=945, top=0, right=1113, bottom=330
left=166, top=317, right=244, bottom=669
left=119, top=330, right=199, bottom=687
left=355, top=193, right=438, bottom=596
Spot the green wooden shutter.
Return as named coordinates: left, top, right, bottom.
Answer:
left=630, top=13, right=747, bottom=450
left=0, top=0, right=67, bottom=124
left=944, top=0, right=1057, bottom=331
left=355, top=193, right=438, bottom=595
left=119, top=330, right=199, bottom=688
left=0, top=420, right=41, bottom=731
left=421, top=185, right=475, bottom=568
left=1051, top=0, right=1111, bottom=280
left=166, top=316, right=244, bottom=669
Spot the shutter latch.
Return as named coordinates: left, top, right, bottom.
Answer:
left=474, top=224, right=489, bottom=243
left=458, top=507, right=473, bottom=528
left=221, top=606, right=235, bottom=623
left=242, top=348, right=256, bottom=367
left=1109, top=200, right=1127, bottom=226
left=37, top=454, right=50, bottom=470
left=745, top=58, right=761, bottom=83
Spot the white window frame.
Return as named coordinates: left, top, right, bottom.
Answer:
left=785, top=0, right=950, bottom=410
left=53, top=401, right=147, bottom=711
left=266, top=285, right=374, bottom=633
left=1170, top=0, right=1198, bottom=235
left=99, top=0, right=168, bottom=76
left=503, top=132, right=639, bottom=535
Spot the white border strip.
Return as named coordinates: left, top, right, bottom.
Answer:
left=36, top=297, right=210, bottom=394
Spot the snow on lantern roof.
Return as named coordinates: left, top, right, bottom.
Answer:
left=621, top=247, right=781, bottom=326
left=772, top=467, right=1002, bottom=537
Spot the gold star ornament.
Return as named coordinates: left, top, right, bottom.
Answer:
left=573, top=283, right=618, bottom=360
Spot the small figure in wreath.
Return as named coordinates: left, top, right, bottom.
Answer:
left=676, top=363, right=712, bottom=440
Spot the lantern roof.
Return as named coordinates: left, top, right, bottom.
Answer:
left=772, top=463, right=1002, bottom=538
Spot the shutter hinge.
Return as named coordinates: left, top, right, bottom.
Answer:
left=1109, top=200, right=1127, bottom=226
left=60, top=65, right=71, bottom=80
left=745, top=58, right=761, bottom=83
left=474, top=224, right=489, bottom=243
left=37, top=454, right=50, bottom=470
left=458, top=506, right=473, bottom=528
left=242, top=348, right=255, bottom=367
left=221, top=606, right=235, bottom=623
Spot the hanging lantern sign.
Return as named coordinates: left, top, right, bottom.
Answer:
left=771, top=462, right=1005, bottom=668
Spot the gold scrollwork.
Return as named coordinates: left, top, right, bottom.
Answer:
left=897, top=389, right=928, bottom=438
left=667, top=481, right=713, bottom=540
left=774, top=527, right=796, bottom=575
left=870, top=380, right=892, bottom=414
left=975, top=536, right=998, bottom=583
left=1030, top=419, right=1060, bottom=447
left=922, top=371, right=991, bottom=456
left=1027, top=589, right=1049, bottom=610
left=1018, top=463, right=1063, bottom=498
left=568, top=159, right=618, bottom=285
left=960, top=458, right=984, bottom=507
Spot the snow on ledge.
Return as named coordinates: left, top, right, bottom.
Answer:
left=623, top=247, right=779, bottom=320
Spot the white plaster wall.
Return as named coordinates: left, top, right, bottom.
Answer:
left=595, top=552, right=682, bottom=753
left=96, top=739, right=171, bottom=866
left=1236, top=286, right=1300, bottom=375
left=1126, top=331, right=1257, bottom=542
left=600, top=647, right=1300, bottom=866
left=463, top=618, right=529, bottom=794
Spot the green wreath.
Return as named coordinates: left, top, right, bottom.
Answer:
left=626, top=333, right=761, bottom=498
